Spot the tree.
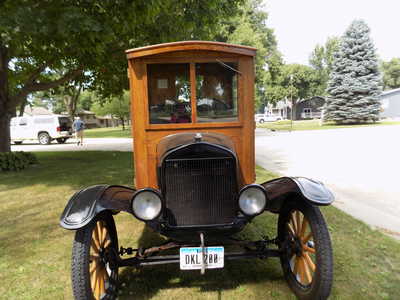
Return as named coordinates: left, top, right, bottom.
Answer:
left=279, top=64, right=321, bottom=117
left=309, top=37, right=340, bottom=95
left=0, top=0, right=243, bottom=152
left=92, top=92, right=130, bottom=130
left=381, top=58, right=400, bottom=90
left=217, top=0, right=281, bottom=110
left=325, top=20, right=381, bottom=124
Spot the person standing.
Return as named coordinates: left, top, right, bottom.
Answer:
left=73, top=116, right=85, bottom=146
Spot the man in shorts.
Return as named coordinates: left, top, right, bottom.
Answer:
left=73, top=116, right=85, bottom=146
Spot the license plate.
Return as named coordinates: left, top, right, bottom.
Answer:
left=179, top=246, right=224, bottom=270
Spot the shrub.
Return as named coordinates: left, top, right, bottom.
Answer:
left=0, top=152, right=38, bottom=172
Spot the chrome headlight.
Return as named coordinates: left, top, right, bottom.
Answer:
left=238, top=184, right=267, bottom=216
left=131, top=189, right=162, bottom=221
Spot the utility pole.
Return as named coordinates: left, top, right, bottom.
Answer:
left=289, top=74, right=293, bottom=132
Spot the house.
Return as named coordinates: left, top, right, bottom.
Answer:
left=380, top=88, right=400, bottom=119
left=266, top=96, right=325, bottom=120
left=23, top=106, right=53, bottom=116
left=294, top=96, right=325, bottom=120
left=75, top=110, right=123, bottom=128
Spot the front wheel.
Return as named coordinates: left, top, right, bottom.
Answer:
left=71, top=213, right=119, bottom=300
left=278, top=201, right=333, bottom=300
left=259, top=119, right=265, bottom=124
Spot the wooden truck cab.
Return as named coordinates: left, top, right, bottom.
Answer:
left=126, top=41, right=257, bottom=189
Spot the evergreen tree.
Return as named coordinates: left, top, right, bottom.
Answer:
left=325, top=20, right=381, bottom=124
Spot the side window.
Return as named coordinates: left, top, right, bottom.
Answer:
left=195, top=62, right=238, bottom=123
left=147, top=63, right=191, bottom=124
left=34, top=117, right=54, bottom=124
left=19, top=118, right=28, bottom=126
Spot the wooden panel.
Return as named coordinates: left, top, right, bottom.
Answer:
left=127, top=48, right=256, bottom=189
left=126, top=41, right=256, bottom=59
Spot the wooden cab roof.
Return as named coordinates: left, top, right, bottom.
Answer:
left=126, top=41, right=257, bottom=59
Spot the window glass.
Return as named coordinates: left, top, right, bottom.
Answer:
left=34, top=117, right=54, bottom=124
left=196, top=62, right=238, bottom=123
left=19, top=118, right=28, bottom=126
left=148, top=63, right=191, bottom=124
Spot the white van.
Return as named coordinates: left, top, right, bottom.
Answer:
left=10, top=115, right=73, bottom=145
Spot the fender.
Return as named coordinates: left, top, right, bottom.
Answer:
left=261, top=177, right=334, bottom=213
left=60, top=185, right=136, bottom=230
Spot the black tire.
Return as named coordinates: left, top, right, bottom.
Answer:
left=278, top=200, right=333, bottom=300
left=56, top=138, right=67, bottom=144
left=38, top=132, right=51, bottom=145
left=71, top=213, right=119, bottom=300
left=259, top=119, right=265, bottom=124
left=14, top=141, right=23, bottom=145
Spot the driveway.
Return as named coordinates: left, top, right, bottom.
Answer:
left=255, top=125, right=400, bottom=239
left=11, top=138, right=133, bottom=152
left=11, top=128, right=400, bottom=238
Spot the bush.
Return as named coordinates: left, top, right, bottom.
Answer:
left=0, top=152, right=38, bottom=171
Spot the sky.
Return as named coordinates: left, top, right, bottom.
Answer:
left=264, top=0, right=400, bottom=65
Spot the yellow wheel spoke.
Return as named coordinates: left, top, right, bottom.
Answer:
left=101, top=227, right=107, bottom=245
left=296, top=211, right=301, bottom=235
left=293, top=256, right=299, bottom=274
left=302, top=256, right=313, bottom=284
left=290, top=213, right=298, bottom=233
left=91, top=239, right=100, bottom=253
left=303, top=244, right=316, bottom=253
left=90, top=254, right=99, bottom=260
left=96, top=222, right=103, bottom=243
left=299, top=218, right=308, bottom=240
left=99, top=269, right=105, bottom=297
left=91, top=269, right=97, bottom=292
left=303, top=252, right=316, bottom=272
left=297, top=257, right=305, bottom=284
left=93, top=225, right=101, bottom=249
left=90, top=261, right=97, bottom=273
left=103, top=238, right=111, bottom=249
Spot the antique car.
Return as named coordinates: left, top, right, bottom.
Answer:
left=60, top=41, right=334, bottom=300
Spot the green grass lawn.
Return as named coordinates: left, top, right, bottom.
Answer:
left=0, top=152, right=399, bottom=299
left=258, top=119, right=400, bottom=131
left=84, top=126, right=132, bottom=138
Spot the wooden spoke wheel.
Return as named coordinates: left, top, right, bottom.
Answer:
left=71, top=213, right=119, bottom=300
left=278, top=201, right=333, bottom=300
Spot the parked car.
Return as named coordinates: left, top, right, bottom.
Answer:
left=255, top=113, right=283, bottom=123
left=10, top=115, right=73, bottom=145
left=60, top=41, right=334, bottom=300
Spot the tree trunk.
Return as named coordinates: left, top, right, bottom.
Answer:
left=18, top=97, right=27, bottom=116
left=0, top=43, right=11, bottom=152
left=0, top=112, right=11, bottom=152
left=120, top=118, right=125, bottom=130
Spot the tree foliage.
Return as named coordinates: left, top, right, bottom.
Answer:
left=91, top=92, right=130, bottom=130
left=309, top=37, right=340, bottom=95
left=216, top=0, right=282, bottom=110
left=325, top=20, right=381, bottom=124
left=0, top=0, right=244, bottom=151
left=380, top=58, right=400, bottom=90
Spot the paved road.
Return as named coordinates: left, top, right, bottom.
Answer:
left=255, top=125, right=400, bottom=239
left=11, top=138, right=133, bottom=152
left=12, top=127, right=400, bottom=238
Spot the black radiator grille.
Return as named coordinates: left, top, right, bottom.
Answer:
left=163, top=157, right=237, bottom=226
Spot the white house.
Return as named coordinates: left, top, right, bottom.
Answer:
left=380, top=88, right=400, bottom=119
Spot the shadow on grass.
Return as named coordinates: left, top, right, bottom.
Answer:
left=117, top=226, right=283, bottom=299
left=0, top=151, right=134, bottom=192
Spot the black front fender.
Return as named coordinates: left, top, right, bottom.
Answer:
left=60, top=185, right=136, bottom=230
left=261, top=177, right=334, bottom=213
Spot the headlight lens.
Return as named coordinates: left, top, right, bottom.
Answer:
left=238, top=185, right=267, bottom=216
left=131, top=189, right=162, bottom=221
